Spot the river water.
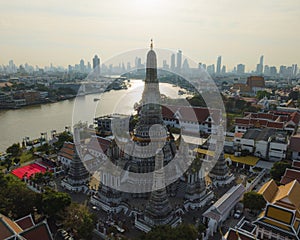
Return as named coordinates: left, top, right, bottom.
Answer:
left=0, top=80, right=189, bottom=152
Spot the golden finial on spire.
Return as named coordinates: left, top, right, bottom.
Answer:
left=150, top=39, right=153, bottom=50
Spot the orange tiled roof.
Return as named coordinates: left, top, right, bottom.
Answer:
left=0, top=213, right=23, bottom=239
left=58, top=142, right=74, bottom=160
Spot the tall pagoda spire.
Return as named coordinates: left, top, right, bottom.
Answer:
left=134, top=43, right=163, bottom=142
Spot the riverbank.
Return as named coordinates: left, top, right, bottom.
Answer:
left=0, top=95, right=76, bottom=110
left=0, top=80, right=190, bottom=152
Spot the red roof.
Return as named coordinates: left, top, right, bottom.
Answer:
left=20, top=221, right=53, bottom=240
left=87, top=136, right=111, bottom=153
left=161, top=105, right=221, bottom=124
left=226, top=228, right=255, bottom=240
left=161, top=105, right=177, bottom=119
left=15, top=214, right=35, bottom=230
left=235, top=118, right=284, bottom=129
left=289, top=112, right=300, bottom=125
left=0, top=214, right=52, bottom=240
left=266, top=121, right=284, bottom=129
left=281, top=169, right=300, bottom=185
left=236, top=111, right=297, bottom=131
left=11, top=163, right=47, bottom=179
left=58, top=142, right=74, bottom=160
left=178, top=106, right=210, bottom=123
left=235, top=118, right=250, bottom=125
left=289, top=134, right=300, bottom=152
left=292, top=160, right=300, bottom=170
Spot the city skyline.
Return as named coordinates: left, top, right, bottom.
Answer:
left=0, top=0, right=299, bottom=69
left=2, top=53, right=298, bottom=76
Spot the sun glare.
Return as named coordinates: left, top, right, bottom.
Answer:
left=132, top=0, right=163, bottom=11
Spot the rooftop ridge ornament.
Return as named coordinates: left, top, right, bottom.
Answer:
left=150, top=39, right=153, bottom=50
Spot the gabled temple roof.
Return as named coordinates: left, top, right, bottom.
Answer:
left=203, top=184, right=245, bottom=222
left=0, top=213, right=53, bottom=240
left=15, top=214, right=35, bottom=230
left=87, top=135, right=111, bottom=153
left=281, top=169, right=300, bottom=185
left=225, top=228, right=256, bottom=240
left=58, top=141, right=74, bottom=160
left=161, top=105, right=221, bottom=124
left=0, top=214, right=23, bottom=239
left=20, top=220, right=53, bottom=240
left=259, top=179, right=300, bottom=211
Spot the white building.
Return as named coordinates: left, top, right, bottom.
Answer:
left=234, top=128, right=288, bottom=161
left=203, top=184, right=245, bottom=237
left=161, top=105, right=221, bottom=135
left=57, top=141, right=74, bottom=168
left=289, top=134, right=300, bottom=161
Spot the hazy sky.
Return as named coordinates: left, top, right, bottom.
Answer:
left=0, top=0, right=299, bottom=71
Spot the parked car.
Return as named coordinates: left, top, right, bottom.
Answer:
left=59, top=229, right=68, bottom=238
left=92, top=206, right=99, bottom=210
left=234, top=210, right=242, bottom=219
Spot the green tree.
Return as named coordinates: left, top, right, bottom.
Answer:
left=187, top=95, right=206, bottom=107
left=13, top=158, right=20, bottom=165
left=6, top=143, right=21, bottom=158
left=289, top=90, right=299, bottom=100
left=31, top=171, right=53, bottom=185
left=37, top=143, right=52, bottom=154
left=3, top=156, right=13, bottom=171
left=139, top=224, right=198, bottom=240
left=270, top=161, right=291, bottom=181
left=256, top=90, right=271, bottom=100
left=0, top=173, right=41, bottom=219
left=53, top=132, right=73, bottom=150
left=63, top=203, right=96, bottom=239
left=42, top=189, right=71, bottom=217
left=243, top=191, right=266, bottom=212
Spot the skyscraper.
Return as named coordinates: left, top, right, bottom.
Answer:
left=216, top=56, right=222, bottom=74
left=170, top=53, right=175, bottom=71
left=79, top=59, right=85, bottom=73
left=256, top=55, right=264, bottom=74
left=292, top=64, right=298, bottom=76
left=163, top=60, right=169, bottom=69
left=270, top=66, right=277, bottom=76
left=207, top=64, right=215, bottom=75
left=260, top=55, right=264, bottom=67
left=93, top=55, right=100, bottom=75
left=237, top=64, right=245, bottom=75
left=87, top=61, right=92, bottom=72
left=264, top=65, right=270, bottom=75
left=176, top=50, right=182, bottom=70
left=221, top=65, right=226, bottom=74
left=182, top=59, right=189, bottom=70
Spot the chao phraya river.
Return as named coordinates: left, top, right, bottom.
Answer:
left=0, top=80, right=189, bottom=152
